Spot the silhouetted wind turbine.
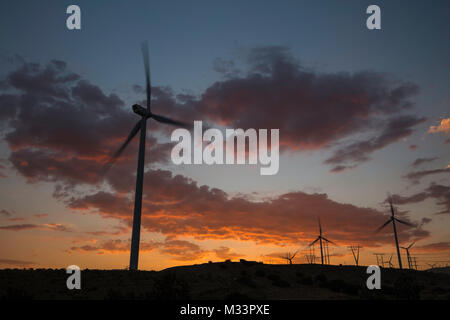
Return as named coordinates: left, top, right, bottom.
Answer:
left=108, top=42, right=191, bottom=270
left=376, top=194, right=414, bottom=270
left=400, top=241, right=415, bottom=269
left=309, top=218, right=335, bottom=265
left=386, top=254, right=394, bottom=268
left=282, top=251, right=298, bottom=265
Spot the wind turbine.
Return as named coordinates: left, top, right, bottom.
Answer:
left=376, top=194, right=414, bottom=270
left=400, top=241, right=415, bottom=269
left=386, top=254, right=394, bottom=268
left=309, top=218, right=335, bottom=265
left=109, top=42, right=191, bottom=270
left=282, top=251, right=298, bottom=265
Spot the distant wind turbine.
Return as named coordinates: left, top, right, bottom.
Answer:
left=282, top=251, right=298, bottom=265
left=400, top=241, right=416, bottom=269
left=309, top=218, right=335, bottom=265
left=386, top=254, right=394, bottom=268
left=108, top=42, right=191, bottom=270
left=376, top=194, right=415, bottom=270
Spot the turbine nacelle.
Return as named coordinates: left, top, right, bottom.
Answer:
left=132, top=104, right=150, bottom=118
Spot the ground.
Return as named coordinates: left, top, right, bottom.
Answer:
left=1, top=262, right=449, bottom=300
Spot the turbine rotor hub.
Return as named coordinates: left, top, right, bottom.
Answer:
left=132, top=104, right=151, bottom=118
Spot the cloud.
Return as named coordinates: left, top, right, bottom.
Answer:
left=415, top=242, right=450, bottom=253
left=0, top=54, right=429, bottom=250
left=142, top=46, right=422, bottom=171
left=0, top=258, right=35, bottom=266
left=409, top=144, right=419, bottom=150
left=0, top=209, right=11, bottom=217
left=403, top=167, right=450, bottom=184
left=411, top=157, right=439, bottom=167
left=0, top=223, right=71, bottom=231
left=391, top=183, right=450, bottom=215
left=213, top=246, right=244, bottom=261
left=34, top=213, right=48, bottom=219
left=324, top=115, right=426, bottom=172
left=159, top=240, right=209, bottom=261
left=69, top=239, right=159, bottom=254
left=0, top=59, right=173, bottom=191
left=68, top=238, right=207, bottom=261
left=68, top=168, right=423, bottom=247
left=0, top=224, right=40, bottom=231
left=428, top=118, right=450, bottom=134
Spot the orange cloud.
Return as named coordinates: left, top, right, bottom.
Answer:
left=428, top=118, right=450, bottom=134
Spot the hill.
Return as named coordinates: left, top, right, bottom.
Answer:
left=1, top=261, right=449, bottom=300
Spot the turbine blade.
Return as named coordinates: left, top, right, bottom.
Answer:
left=408, top=241, right=416, bottom=249
left=107, top=120, right=142, bottom=167
left=141, top=41, right=151, bottom=111
left=395, top=218, right=415, bottom=227
left=309, top=237, right=320, bottom=246
left=322, top=237, right=335, bottom=245
left=151, top=113, right=191, bottom=128
left=388, top=194, right=396, bottom=217
left=376, top=219, right=392, bottom=233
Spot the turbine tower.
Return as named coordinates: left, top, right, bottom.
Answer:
left=376, top=194, right=414, bottom=270
left=400, top=241, right=415, bottom=269
left=109, top=42, right=191, bottom=270
left=309, top=218, right=335, bottom=265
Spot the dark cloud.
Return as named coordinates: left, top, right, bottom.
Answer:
left=409, top=144, right=419, bottom=150
left=0, top=224, right=40, bottom=231
left=411, top=157, right=439, bottom=167
left=391, top=183, right=450, bottom=215
left=403, top=168, right=450, bottom=184
left=149, top=46, right=422, bottom=171
left=0, top=59, right=173, bottom=191
left=0, top=209, right=12, bottom=217
left=0, top=223, right=71, bottom=231
left=324, top=115, right=426, bottom=172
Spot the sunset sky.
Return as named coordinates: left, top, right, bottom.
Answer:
left=0, top=0, right=449, bottom=270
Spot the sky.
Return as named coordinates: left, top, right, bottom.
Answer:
left=0, top=0, right=449, bottom=270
